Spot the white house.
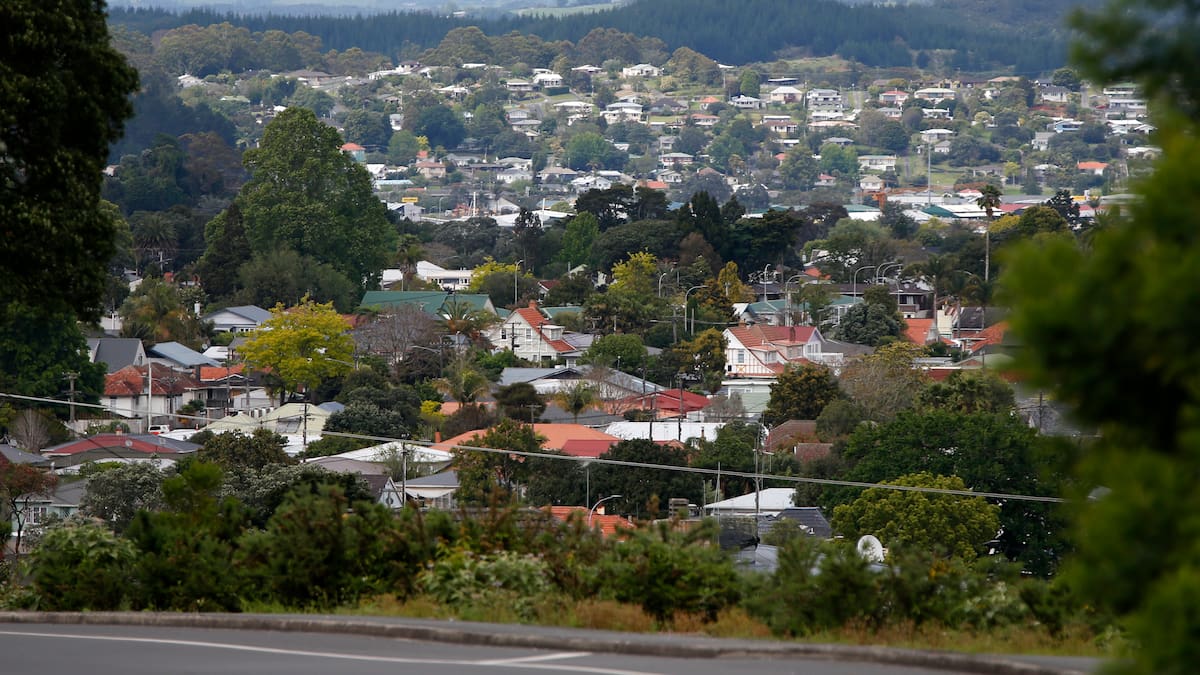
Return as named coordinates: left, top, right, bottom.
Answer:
left=857, top=154, right=898, bottom=172
left=723, top=325, right=838, bottom=378
left=919, top=128, right=955, bottom=144
left=202, top=305, right=273, bottom=333
left=806, top=88, right=843, bottom=112
left=492, top=302, right=582, bottom=366
left=531, top=71, right=563, bottom=88
left=914, top=87, right=956, bottom=103
left=621, top=63, right=661, bottom=78
left=768, top=86, right=803, bottom=104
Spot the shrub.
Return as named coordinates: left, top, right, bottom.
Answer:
left=27, top=521, right=136, bottom=610
left=418, top=545, right=551, bottom=620
left=596, top=520, right=740, bottom=622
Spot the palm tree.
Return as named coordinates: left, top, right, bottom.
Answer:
left=552, top=381, right=599, bottom=424
left=975, top=184, right=1002, bottom=281
left=434, top=356, right=490, bottom=405
left=438, top=297, right=500, bottom=347
left=919, top=254, right=957, bottom=326
left=393, top=234, right=423, bottom=291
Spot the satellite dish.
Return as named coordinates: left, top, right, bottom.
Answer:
left=856, top=534, right=886, bottom=563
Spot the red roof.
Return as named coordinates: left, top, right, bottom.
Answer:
left=43, top=434, right=189, bottom=457
left=511, top=303, right=576, bottom=354
left=199, top=364, right=245, bottom=382
left=341, top=142, right=365, bottom=151
left=620, top=389, right=710, bottom=416
left=727, top=324, right=816, bottom=349
left=904, top=318, right=944, bottom=345
left=434, top=423, right=621, bottom=455
left=545, top=506, right=634, bottom=538
left=104, top=364, right=198, bottom=397
left=967, top=320, right=1009, bottom=353
left=1077, top=161, right=1108, bottom=170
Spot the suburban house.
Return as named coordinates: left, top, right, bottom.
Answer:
left=414, top=160, right=447, bottom=179
left=340, top=142, right=366, bottom=162
left=87, top=337, right=147, bottom=373
left=859, top=174, right=885, bottom=192
left=806, top=88, right=843, bottom=112
left=761, top=115, right=799, bottom=136
left=42, top=434, right=200, bottom=474
left=435, top=423, right=622, bottom=459
left=768, top=86, right=803, bottom=104
left=202, top=305, right=272, bottom=334
left=878, top=90, right=909, bottom=105
left=491, top=302, right=581, bottom=366
left=621, top=63, right=661, bottom=78
left=914, top=87, right=956, bottom=103
left=531, top=70, right=563, bottom=88
left=857, top=155, right=898, bottom=172
left=103, top=363, right=200, bottom=429
left=722, top=324, right=838, bottom=378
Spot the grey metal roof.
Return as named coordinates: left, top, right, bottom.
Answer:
left=149, top=341, right=218, bottom=368
left=403, top=470, right=458, bottom=488
left=772, top=506, right=833, bottom=539
left=88, top=337, right=144, bottom=373
left=0, top=443, right=50, bottom=465
left=498, top=367, right=565, bottom=387
left=211, top=305, right=272, bottom=324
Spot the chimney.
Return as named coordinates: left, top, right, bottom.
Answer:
left=528, top=300, right=538, bottom=310
left=434, top=431, right=442, bottom=443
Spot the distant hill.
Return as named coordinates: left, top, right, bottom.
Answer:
left=109, top=0, right=1100, bottom=72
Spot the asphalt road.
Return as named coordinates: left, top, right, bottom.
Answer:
left=0, top=624, right=987, bottom=675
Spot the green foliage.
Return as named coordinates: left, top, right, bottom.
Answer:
left=28, top=521, right=137, bottom=611
left=596, top=519, right=739, bottom=622
left=916, top=370, right=1015, bottom=415
left=220, top=463, right=374, bottom=528
left=452, top=418, right=543, bottom=506
left=493, top=382, right=546, bottom=422
left=230, top=107, right=396, bottom=294
left=832, top=472, right=1001, bottom=561
left=763, top=363, right=842, bottom=426
left=0, top=304, right=106, bottom=404
left=79, top=462, right=168, bottom=534
left=196, top=428, right=293, bottom=470
left=590, top=439, right=701, bottom=518
left=238, top=485, right=382, bottom=608
left=125, top=462, right=247, bottom=611
left=565, top=131, right=625, bottom=171
left=418, top=546, right=552, bottom=620
left=1, top=0, right=139, bottom=320
left=583, top=333, right=647, bottom=370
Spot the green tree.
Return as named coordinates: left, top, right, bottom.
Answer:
left=494, top=382, right=546, bottom=422
left=763, top=363, right=843, bottom=426
left=196, top=428, right=293, bottom=470
left=557, top=212, right=600, bottom=268
left=0, top=304, right=106, bottom=403
left=231, top=107, right=396, bottom=293
left=738, top=69, right=760, bottom=98
left=387, top=129, right=422, bottom=165
left=837, top=342, right=928, bottom=422
left=551, top=381, right=599, bottom=424
left=239, top=298, right=355, bottom=403
left=778, top=147, right=819, bottom=190
left=565, top=131, right=623, bottom=171
left=79, top=462, right=168, bottom=534
left=412, top=104, right=465, bottom=150
left=435, top=355, right=491, bottom=405
left=916, top=370, right=1014, bottom=415
left=27, top=521, right=138, bottom=611
left=451, top=417, right=542, bottom=505
left=582, top=334, right=647, bottom=371
left=1, top=0, right=139, bottom=321
left=590, top=439, right=701, bottom=519
left=832, top=472, right=1001, bottom=561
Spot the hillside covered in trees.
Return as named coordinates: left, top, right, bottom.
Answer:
left=109, top=0, right=1094, bottom=72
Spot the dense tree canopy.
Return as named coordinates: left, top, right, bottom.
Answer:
left=217, top=107, right=396, bottom=297
left=1, top=0, right=139, bottom=320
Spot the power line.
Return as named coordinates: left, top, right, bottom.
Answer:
left=1, top=390, right=1065, bottom=504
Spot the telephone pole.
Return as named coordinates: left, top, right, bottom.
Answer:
left=64, top=371, right=79, bottom=424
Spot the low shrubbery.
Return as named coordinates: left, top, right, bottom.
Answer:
left=0, top=461, right=1112, bottom=655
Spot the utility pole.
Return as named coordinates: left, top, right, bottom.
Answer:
left=64, top=371, right=78, bottom=424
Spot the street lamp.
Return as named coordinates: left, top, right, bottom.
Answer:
left=783, top=274, right=806, bottom=326
left=876, top=261, right=903, bottom=287
left=683, top=285, right=705, bottom=334
left=658, top=271, right=669, bottom=298
left=851, top=264, right=876, bottom=299
left=760, top=263, right=773, bottom=303
left=589, top=494, right=622, bottom=528
left=514, top=259, right=524, bottom=308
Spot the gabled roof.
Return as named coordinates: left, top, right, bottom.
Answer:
left=0, top=443, right=50, bottom=466
left=203, top=305, right=272, bottom=324
left=727, top=324, right=817, bottom=349
left=545, top=506, right=634, bottom=538
left=88, top=337, right=145, bottom=373
left=199, top=363, right=246, bottom=382
left=104, top=364, right=199, bottom=397
left=149, top=341, right=218, bottom=368
left=435, top=423, right=621, bottom=458
left=507, top=304, right=576, bottom=354
left=43, top=433, right=199, bottom=457
left=774, top=507, right=832, bottom=538
left=361, top=291, right=495, bottom=316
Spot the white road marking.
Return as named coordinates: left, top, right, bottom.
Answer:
left=478, top=651, right=590, bottom=665
left=0, top=630, right=663, bottom=675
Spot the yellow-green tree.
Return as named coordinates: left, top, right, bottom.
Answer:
left=832, top=472, right=1000, bottom=561
left=239, top=298, right=354, bottom=402
left=610, top=251, right=658, bottom=297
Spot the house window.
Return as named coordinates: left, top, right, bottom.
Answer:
left=26, top=506, right=47, bottom=525
left=525, top=328, right=532, bottom=339
left=736, top=350, right=745, bottom=364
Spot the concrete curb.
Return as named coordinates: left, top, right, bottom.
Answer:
left=0, top=611, right=1091, bottom=675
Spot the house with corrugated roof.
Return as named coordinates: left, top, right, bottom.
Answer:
left=490, top=301, right=581, bottom=366
left=723, top=325, right=837, bottom=378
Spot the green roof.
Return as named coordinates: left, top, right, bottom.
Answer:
left=360, top=291, right=496, bottom=315
left=542, top=305, right=583, bottom=319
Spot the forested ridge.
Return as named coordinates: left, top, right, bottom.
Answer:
left=109, top=0, right=1085, bottom=71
